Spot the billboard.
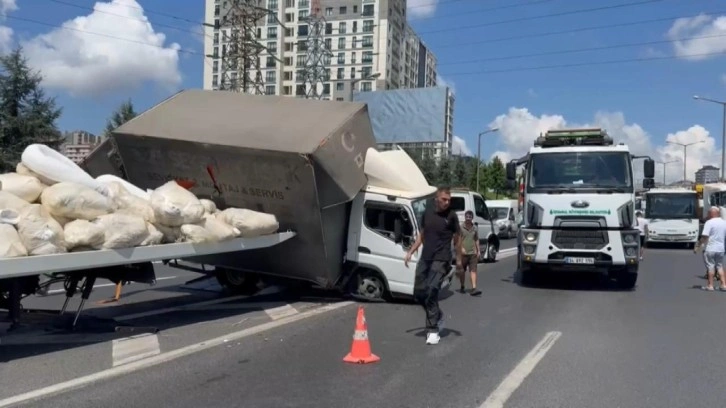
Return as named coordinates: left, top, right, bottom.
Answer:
left=353, top=87, right=449, bottom=144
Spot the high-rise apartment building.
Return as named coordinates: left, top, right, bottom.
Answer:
left=61, top=130, right=102, bottom=164
left=695, top=165, right=720, bottom=184
left=202, top=0, right=438, bottom=100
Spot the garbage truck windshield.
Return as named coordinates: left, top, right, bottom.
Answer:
left=527, top=151, right=633, bottom=193
left=645, top=193, right=698, bottom=219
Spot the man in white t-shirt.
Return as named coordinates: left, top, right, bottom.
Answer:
left=695, top=206, right=726, bottom=291
left=635, top=211, right=648, bottom=261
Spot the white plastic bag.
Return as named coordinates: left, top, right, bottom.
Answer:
left=200, top=199, right=217, bottom=214
left=140, top=223, right=164, bottom=246
left=21, top=144, right=109, bottom=196
left=197, top=214, right=240, bottom=241
left=217, top=208, right=279, bottom=238
left=0, top=224, right=27, bottom=258
left=180, top=224, right=216, bottom=244
left=0, top=191, right=30, bottom=212
left=40, top=182, right=116, bottom=221
left=0, top=173, right=45, bottom=202
left=96, top=174, right=149, bottom=200
left=150, top=181, right=205, bottom=227
left=16, top=204, right=66, bottom=255
left=106, top=181, right=155, bottom=223
left=17, top=162, right=56, bottom=186
left=153, top=223, right=182, bottom=244
left=94, top=213, right=150, bottom=249
left=64, top=220, right=106, bottom=250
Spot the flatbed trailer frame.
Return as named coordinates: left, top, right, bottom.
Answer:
left=0, top=232, right=296, bottom=330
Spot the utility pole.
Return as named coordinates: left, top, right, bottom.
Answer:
left=693, top=95, right=726, bottom=181
left=656, top=160, right=677, bottom=185
left=476, top=128, right=499, bottom=192
left=300, top=0, right=332, bottom=99
left=205, top=0, right=280, bottom=94
left=667, top=140, right=704, bottom=183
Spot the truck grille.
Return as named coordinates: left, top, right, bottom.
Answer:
left=551, top=229, right=608, bottom=250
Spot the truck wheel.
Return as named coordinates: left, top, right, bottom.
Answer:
left=485, top=241, right=498, bottom=263
left=519, top=265, right=539, bottom=286
left=615, top=272, right=637, bottom=290
left=506, top=228, right=514, bottom=239
left=215, top=268, right=260, bottom=295
left=349, top=268, right=388, bottom=301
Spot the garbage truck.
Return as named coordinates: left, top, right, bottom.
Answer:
left=82, top=89, right=455, bottom=301
left=505, top=128, right=655, bottom=288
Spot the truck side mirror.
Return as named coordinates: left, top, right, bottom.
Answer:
left=506, top=162, right=516, bottom=181
left=506, top=179, right=516, bottom=190
left=393, top=218, right=403, bottom=244
left=644, top=159, right=655, bottom=179
left=643, top=178, right=655, bottom=189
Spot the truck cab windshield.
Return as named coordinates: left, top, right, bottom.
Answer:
left=645, top=193, right=698, bottom=219
left=527, top=151, right=632, bottom=193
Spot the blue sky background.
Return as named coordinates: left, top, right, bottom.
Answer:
left=4, top=0, right=726, bottom=182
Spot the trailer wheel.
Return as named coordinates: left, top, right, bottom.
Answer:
left=351, top=268, right=388, bottom=301
left=484, top=240, right=498, bottom=263
left=215, top=268, right=260, bottom=295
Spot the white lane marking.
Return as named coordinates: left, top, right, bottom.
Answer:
left=46, top=276, right=178, bottom=295
left=112, top=333, right=161, bottom=367
left=480, top=331, right=562, bottom=408
left=264, top=304, right=299, bottom=320
left=0, top=301, right=354, bottom=408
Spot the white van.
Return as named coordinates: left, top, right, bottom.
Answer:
left=486, top=199, right=519, bottom=239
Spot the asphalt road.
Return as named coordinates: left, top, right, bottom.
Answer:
left=4, top=242, right=718, bottom=408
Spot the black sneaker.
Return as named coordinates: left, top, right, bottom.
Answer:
left=458, top=286, right=466, bottom=293
left=470, top=288, right=482, bottom=296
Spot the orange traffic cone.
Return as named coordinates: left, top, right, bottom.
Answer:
left=343, top=306, right=380, bottom=364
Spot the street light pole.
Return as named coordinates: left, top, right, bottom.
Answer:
left=476, top=127, right=500, bottom=192
left=348, top=72, right=381, bottom=101
left=666, top=140, right=705, bottom=183
left=656, top=160, right=677, bottom=185
left=693, top=95, right=726, bottom=180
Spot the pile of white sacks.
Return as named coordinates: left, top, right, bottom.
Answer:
left=0, top=144, right=279, bottom=258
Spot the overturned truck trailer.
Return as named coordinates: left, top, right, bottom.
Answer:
left=83, top=89, right=377, bottom=288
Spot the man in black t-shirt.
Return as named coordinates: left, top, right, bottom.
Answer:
left=404, top=186, right=461, bottom=345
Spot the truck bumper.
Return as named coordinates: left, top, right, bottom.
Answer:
left=519, top=228, right=640, bottom=272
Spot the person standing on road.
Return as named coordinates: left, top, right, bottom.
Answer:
left=457, top=210, right=482, bottom=296
left=404, top=186, right=461, bottom=345
left=695, top=206, right=726, bottom=291
left=635, top=211, right=648, bottom=261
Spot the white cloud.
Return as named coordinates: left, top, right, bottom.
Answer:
left=666, top=14, right=726, bottom=60
left=452, top=136, right=472, bottom=156
left=527, top=88, right=538, bottom=98
left=487, top=107, right=721, bottom=184
left=436, top=74, right=455, bottom=94
left=22, top=0, right=182, bottom=97
left=407, top=0, right=438, bottom=19
left=0, top=0, right=16, bottom=53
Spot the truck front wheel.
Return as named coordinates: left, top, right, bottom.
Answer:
left=349, top=267, right=388, bottom=302
left=215, top=267, right=260, bottom=295
left=615, top=271, right=638, bottom=290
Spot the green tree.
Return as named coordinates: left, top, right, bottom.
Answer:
left=419, top=150, right=438, bottom=185
left=0, top=47, right=63, bottom=172
left=104, top=99, right=137, bottom=137
left=487, top=156, right=507, bottom=198
left=452, top=155, right=468, bottom=187
left=435, top=154, right=453, bottom=186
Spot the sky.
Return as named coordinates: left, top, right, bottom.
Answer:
left=2, top=0, right=726, bottom=184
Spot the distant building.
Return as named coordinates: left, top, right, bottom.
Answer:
left=61, top=130, right=103, bottom=164
left=695, top=165, right=720, bottom=184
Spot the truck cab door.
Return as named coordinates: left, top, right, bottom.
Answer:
left=357, top=201, right=417, bottom=296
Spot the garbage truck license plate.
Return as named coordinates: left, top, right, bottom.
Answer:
left=564, top=257, right=595, bottom=265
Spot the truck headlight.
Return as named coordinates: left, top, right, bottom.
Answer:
left=625, top=247, right=637, bottom=257
left=525, top=232, right=537, bottom=242
left=523, top=245, right=535, bottom=255
left=623, top=234, right=635, bottom=244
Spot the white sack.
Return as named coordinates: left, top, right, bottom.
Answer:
left=94, top=213, right=149, bottom=249
left=21, top=144, right=109, bottom=196
left=0, top=191, right=30, bottom=212
left=0, top=209, right=19, bottom=225
left=0, top=173, right=45, bottom=202
left=40, top=182, right=116, bottom=220
left=180, top=224, right=217, bottom=244
left=96, top=174, right=149, bottom=200
left=17, top=162, right=56, bottom=186
left=200, top=199, right=217, bottom=214
left=196, top=214, right=239, bottom=241
left=150, top=181, right=205, bottom=227
left=106, top=181, right=155, bottom=222
left=217, top=208, right=279, bottom=238
left=0, top=224, right=27, bottom=258
left=140, top=223, right=164, bottom=246
left=153, top=223, right=182, bottom=244
left=16, top=204, right=66, bottom=255
left=64, top=219, right=105, bottom=250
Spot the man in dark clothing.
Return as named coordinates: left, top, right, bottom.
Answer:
left=404, top=186, right=461, bottom=345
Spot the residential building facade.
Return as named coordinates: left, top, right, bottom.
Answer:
left=695, top=165, right=720, bottom=184
left=202, top=0, right=438, bottom=100
left=61, top=130, right=103, bottom=164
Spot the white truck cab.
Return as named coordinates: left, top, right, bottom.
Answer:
left=642, top=188, right=699, bottom=248
left=506, top=128, right=655, bottom=289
